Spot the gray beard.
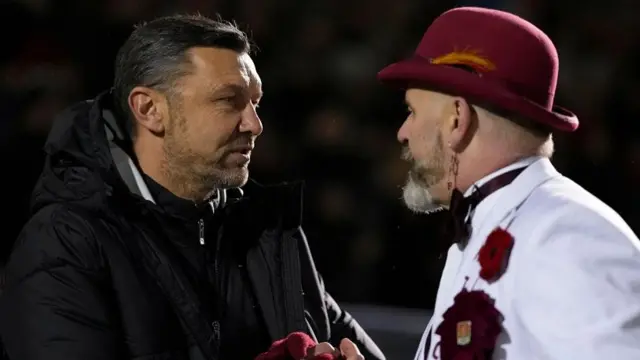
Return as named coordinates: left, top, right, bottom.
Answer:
left=402, top=172, right=444, bottom=214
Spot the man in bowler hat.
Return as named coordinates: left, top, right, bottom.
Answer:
left=378, top=7, right=640, bottom=360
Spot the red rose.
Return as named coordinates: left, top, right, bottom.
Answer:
left=478, top=228, right=514, bottom=282
left=434, top=289, right=502, bottom=360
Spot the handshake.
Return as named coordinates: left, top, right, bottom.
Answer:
left=255, top=332, right=364, bottom=360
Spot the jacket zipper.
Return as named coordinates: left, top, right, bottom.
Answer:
left=198, top=215, right=222, bottom=354
left=198, top=218, right=205, bottom=245
left=212, top=319, right=221, bottom=343
left=213, top=220, right=223, bottom=334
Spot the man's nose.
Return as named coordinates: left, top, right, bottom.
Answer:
left=397, top=120, right=409, bottom=143
left=240, top=105, right=263, bottom=136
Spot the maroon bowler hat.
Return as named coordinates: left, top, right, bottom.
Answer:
left=378, top=7, right=578, bottom=132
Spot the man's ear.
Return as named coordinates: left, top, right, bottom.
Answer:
left=445, top=97, right=475, bottom=152
left=128, top=86, right=167, bottom=135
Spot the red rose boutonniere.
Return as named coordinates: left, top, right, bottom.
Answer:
left=435, top=289, right=502, bottom=360
left=478, top=228, right=514, bottom=282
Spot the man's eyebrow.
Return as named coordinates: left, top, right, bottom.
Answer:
left=209, top=83, right=262, bottom=102
left=211, top=83, right=247, bottom=95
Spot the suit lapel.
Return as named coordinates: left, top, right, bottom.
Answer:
left=432, top=245, right=463, bottom=321
left=451, top=158, right=562, bottom=293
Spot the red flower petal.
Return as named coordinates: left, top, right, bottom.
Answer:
left=286, top=332, right=317, bottom=359
left=255, top=332, right=317, bottom=360
left=311, top=354, right=337, bottom=360
left=452, top=351, right=475, bottom=360
left=255, top=338, right=288, bottom=360
left=478, top=228, right=514, bottom=281
left=435, top=289, right=502, bottom=360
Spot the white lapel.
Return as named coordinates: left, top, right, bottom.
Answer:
left=430, top=245, right=463, bottom=328
left=417, top=244, right=463, bottom=360
left=451, top=157, right=561, bottom=295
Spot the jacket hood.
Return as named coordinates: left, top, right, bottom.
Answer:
left=31, top=90, right=126, bottom=214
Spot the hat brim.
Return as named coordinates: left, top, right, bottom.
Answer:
left=378, top=56, right=578, bottom=132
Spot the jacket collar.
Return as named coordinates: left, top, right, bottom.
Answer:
left=469, top=157, right=560, bottom=235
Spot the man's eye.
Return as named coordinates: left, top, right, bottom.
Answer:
left=218, top=96, right=243, bottom=109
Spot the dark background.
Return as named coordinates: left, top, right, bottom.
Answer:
left=1, top=0, right=638, bottom=315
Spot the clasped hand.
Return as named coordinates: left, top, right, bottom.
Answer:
left=254, top=332, right=364, bottom=360
left=305, top=338, right=364, bottom=360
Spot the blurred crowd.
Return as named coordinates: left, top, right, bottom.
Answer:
left=1, top=0, right=638, bottom=309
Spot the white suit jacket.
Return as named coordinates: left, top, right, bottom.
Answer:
left=415, top=157, right=640, bottom=360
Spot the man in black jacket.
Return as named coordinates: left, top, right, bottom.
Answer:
left=0, top=14, right=384, bottom=360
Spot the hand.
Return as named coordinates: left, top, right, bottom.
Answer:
left=338, top=338, right=364, bottom=360
left=306, top=338, right=364, bottom=360
left=305, top=342, right=338, bottom=359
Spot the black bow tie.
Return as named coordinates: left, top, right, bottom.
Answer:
left=442, top=167, right=526, bottom=248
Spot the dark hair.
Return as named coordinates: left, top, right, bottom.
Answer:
left=113, top=14, right=251, bottom=136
